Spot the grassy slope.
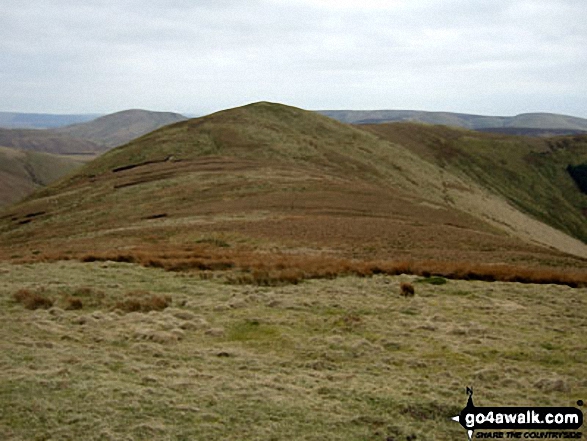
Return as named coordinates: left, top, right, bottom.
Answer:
left=0, top=261, right=585, bottom=440
left=0, top=103, right=585, bottom=269
left=0, top=128, right=104, bottom=155
left=54, top=109, right=188, bottom=148
left=0, top=146, right=85, bottom=207
left=363, top=124, right=587, bottom=244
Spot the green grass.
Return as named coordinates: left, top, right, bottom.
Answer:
left=366, top=123, right=587, bottom=243
left=0, top=261, right=584, bottom=440
left=415, top=276, right=447, bottom=285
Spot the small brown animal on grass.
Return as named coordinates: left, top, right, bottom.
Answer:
left=400, top=282, right=415, bottom=297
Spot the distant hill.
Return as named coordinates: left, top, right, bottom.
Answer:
left=1, top=102, right=586, bottom=269
left=53, top=109, right=188, bottom=148
left=476, top=127, right=587, bottom=137
left=0, top=112, right=100, bottom=129
left=319, top=110, right=587, bottom=134
left=0, top=128, right=105, bottom=155
left=0, top=146, right=84, bottom=207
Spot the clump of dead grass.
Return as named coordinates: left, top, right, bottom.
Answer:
left=13, top=288, right=54, bottom=310
left=64, top=296, right=84, bottom=310
left=114, top=290, right=172, bottom=313
left=64, top=286, right=106, bottom=309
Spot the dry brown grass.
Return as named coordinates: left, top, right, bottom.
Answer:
left=36, top=248, right=579, bottom=287
left=1, top=260, right=585, bottom=440
left=64, top=296, right=83, bottom=310
left=114, top=290, right=172, bottom=313
left=13, top=288, right=53, bottom=310
left=227, top=268, right=306, bottom=286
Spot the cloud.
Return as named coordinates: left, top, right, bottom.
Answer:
left=0, top=0, right=585, bottom=116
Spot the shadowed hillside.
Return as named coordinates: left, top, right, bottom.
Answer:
left=1, top=102, right=586, bottom=277
left=0, top=146, right=85, bottom=207
left=0, top=128, right=104, bottom=155
left=54, top=109, right=187, bottom=148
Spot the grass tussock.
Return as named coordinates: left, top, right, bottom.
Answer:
left=65, top=296, right=84, bottom=310
left=13, top=288, right=54, bottom=310
left=114, top=290, right=172, bottom=313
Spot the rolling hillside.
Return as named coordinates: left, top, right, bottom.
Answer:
left=0, top=146, right=85, bottom=207
left=54, top=109, right=188, bottom=148
left=0, top=128, right=105, bottom=155
left=1, top=102, right=586, bottom=274
left=0, top=111, right=100, bottom=129
left=320, top=109, right=587, bottom=133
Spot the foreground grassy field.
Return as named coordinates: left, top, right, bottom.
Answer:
left=0, top=261, right=584, bottom=440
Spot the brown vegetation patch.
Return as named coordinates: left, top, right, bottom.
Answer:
left=44, top=247, right=587, bottom=287
left=13, top=288, right=54, bottom=310
left=65, top=296, right=84, bottom=310
left=114, top=290, right=172, bottom=313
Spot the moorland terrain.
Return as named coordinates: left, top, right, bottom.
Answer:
left=0, top=102, right=585, bottom=440
left=0, top=110, right=187, bottom=207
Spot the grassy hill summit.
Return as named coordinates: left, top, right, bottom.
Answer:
left=1, top=102, right=586, bottom=280
left=53, top=109, right=188, bottom=148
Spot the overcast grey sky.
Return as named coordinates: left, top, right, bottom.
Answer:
left=1, top=0, right=586, bottom=117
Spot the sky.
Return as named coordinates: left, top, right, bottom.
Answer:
left=1, top=0, right=586, bottom=117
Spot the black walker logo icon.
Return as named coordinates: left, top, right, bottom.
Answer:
left=451, top=388, right=583, bottom=441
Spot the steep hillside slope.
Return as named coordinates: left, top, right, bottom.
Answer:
left=363, top=123, right=587, bottom=244
left=54, top=109, right=187, bottom=148
left=320, top=110, right=587, bottom=132
left=0, top=128, right=105, bottom=155
left=0, top=146, right=85, bottom=207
